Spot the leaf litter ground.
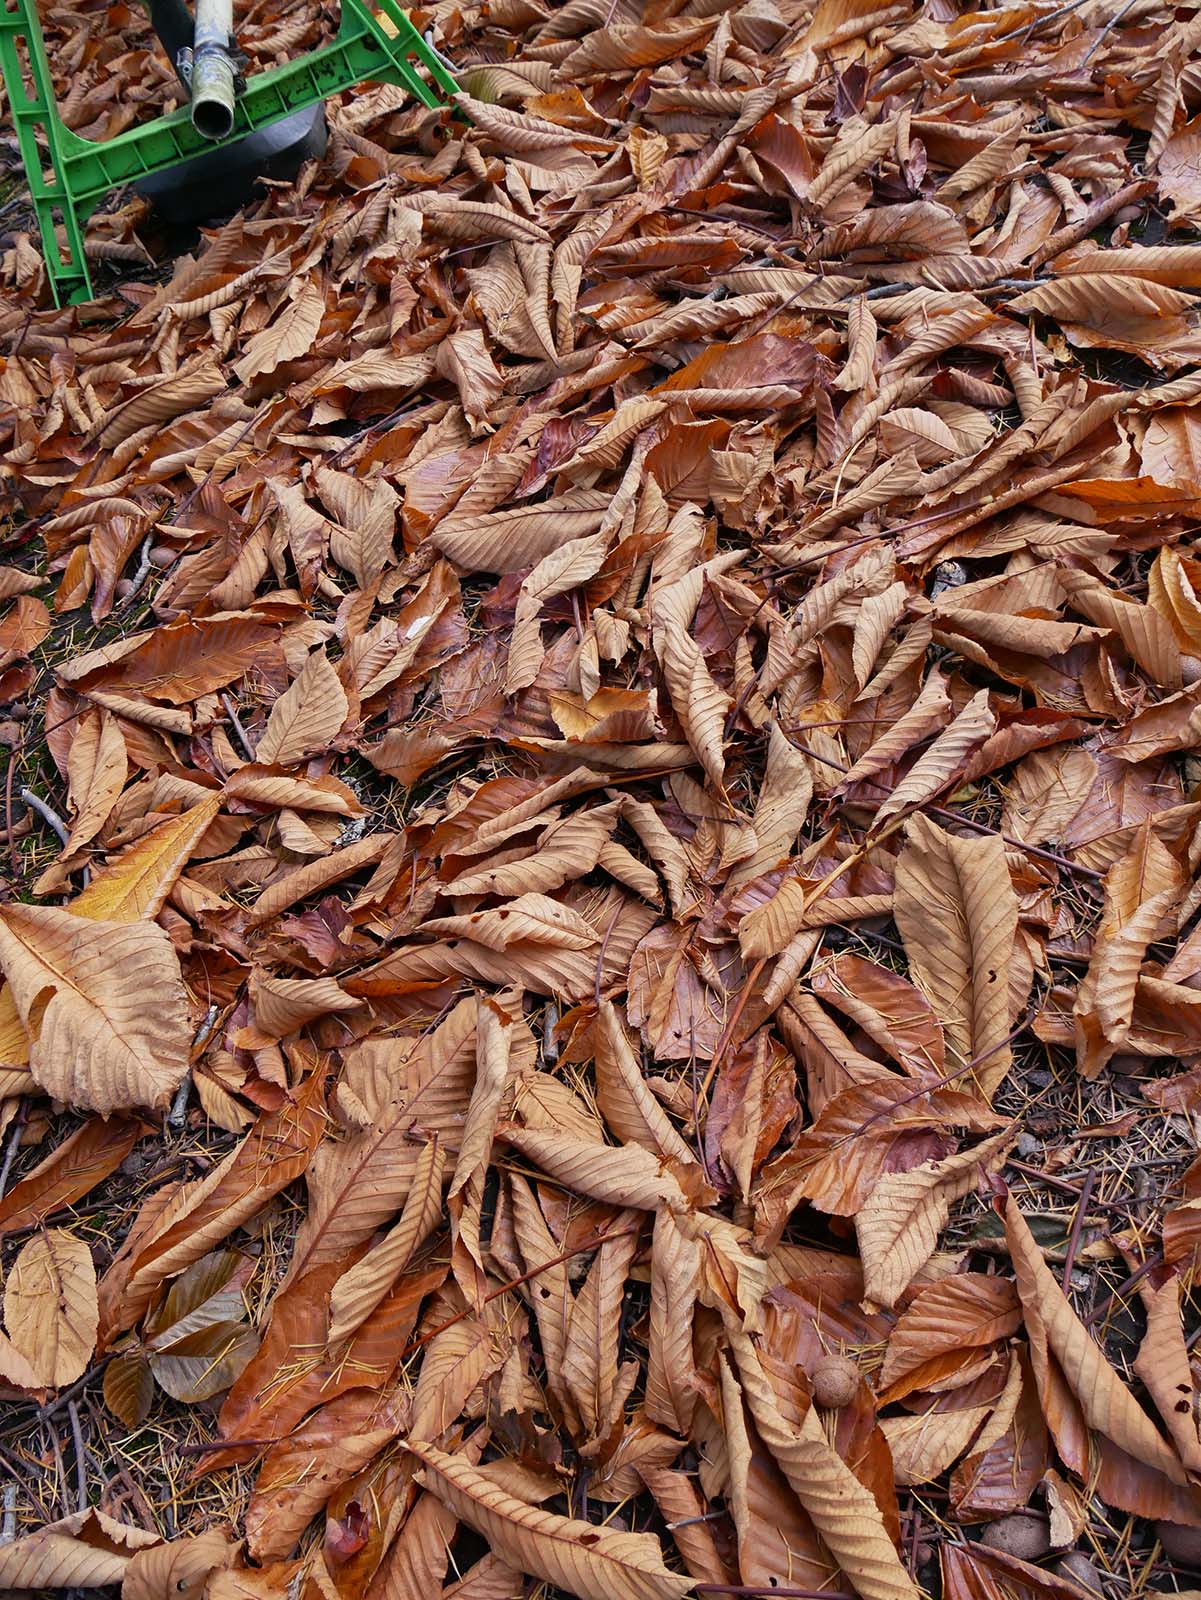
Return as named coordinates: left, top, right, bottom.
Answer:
left=10, top=0, right=1201, bottom=1596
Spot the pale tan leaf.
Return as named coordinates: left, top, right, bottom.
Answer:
left=232, top=279, right=325, bottom=381
left=594, top=1000, right=696, bottom=1165
left=328, top=1137, right=446, bottom=1344
left=881, top=1400, right=995, bottom=1486
left=506, top=533, right=610, bottom=694
left=122, top=1530, right=235, bottom=1600
left=316, top=467, right=397, bottom=588
left=645, top=1207, right=700, bottom=1435
left=254, top=648, right=349, bottom=767
left=873, top=688, right=995, bottom=825
left=430, top=491, right=609, bottom=575
left=856, top=1129, right=1015, bottom=1309
left=833, top=294, right=877, bottom=391
left=34, top=709, right=126, bottom=892
left=1005, top=1199, right=1189, bottom=1483
left=445, top=804, right=618, bottom=898
left=4, top=1228, right=98, bottom=1387
left=728, top=723, right=813, bottom=887
left=421, top=894, right=598, bottom=952
left=851, top=581, right=908, bottom=691
left=0, top=1509, right=157, bottom=1590
left=560, top=1215, right=640, bottom=1438
left=410, top=1317, right=497, bottom=1443
left=443, top=1553, right=524, bottom=1599
left=893, top=814, right=1020, bottom=1100
left=1134, top=1275, right=1201, bottom=1472
left=369, top=1487, right=456, bottom=1598
left=725, top=1322, right=922, bottom=1600
left=0, top=905, right=190, bottom=1113
left=246, top=833, right=391, bottom=922
left=94, top=361, right=226, bottom=450
left=409, top=1441, right=692, bottom=1600
left=1075, top=825, right=1185, bottom=1079
left=879, top=407, right=960, bottom=465
left=500, top=1125, right=688, bottom=1211
left=837, top=669, right=951, bottom=793
left=285, top=1012, right=477, bottom=1290
left=510, top=1174, right=582, bottom=1436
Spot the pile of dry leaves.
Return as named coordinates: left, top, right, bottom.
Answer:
left=9, top=0, right=1201, bottom=1594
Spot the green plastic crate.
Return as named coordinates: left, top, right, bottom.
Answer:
left=0, top=0, right=456, bottom=305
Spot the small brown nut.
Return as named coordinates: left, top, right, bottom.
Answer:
left=114, top=578, right=136, bottom=600
left=1157, top=1521, right=1201, bottom=1569
left=811, top=1353, right=858, bottom=1408
left=979, top=1514, right=1052, bottom=1562
left=149, top=544, right=176, bottom=568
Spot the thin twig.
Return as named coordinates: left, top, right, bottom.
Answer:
left=0, top=1482, right=17, bottom=1544
left=67, top=1401, right=87, bottom=1514
left=1086, top=1251, right=1164, bottom=1329
left=220, top=692, right=255, bottom=761
left=116, top=533, right=155, bottom=611
left=0, top=1100, right=28, bottom=1203
left=695, top=1583, right=856, bottom=1597
left=1061, top=1167, right=1097, bottom=1289
left=18, top=787, right=69, bottom=847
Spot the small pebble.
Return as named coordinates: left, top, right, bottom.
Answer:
left=980, top=1514, right=1052, bottom=1562
left=930, top=559, right=968, bottom=598
left=1157, top=1521, right=1201, bottom=1569
left=1055, top=1553, right=1102, bottom=1593
left=1015, top=1131, right=1040, bottom=1157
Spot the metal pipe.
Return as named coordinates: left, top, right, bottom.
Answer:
left=190, top=0, right=236, bottom=141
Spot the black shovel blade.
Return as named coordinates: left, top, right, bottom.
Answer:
left=133, top=103, right=328, bottom=225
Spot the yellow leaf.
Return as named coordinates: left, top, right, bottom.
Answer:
left=0, top=798, right=220, bottom=1073
left=72, top=798, right=221, bottom=922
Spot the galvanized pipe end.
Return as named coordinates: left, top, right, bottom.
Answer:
left=191, top=41, right=236, bottom=139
